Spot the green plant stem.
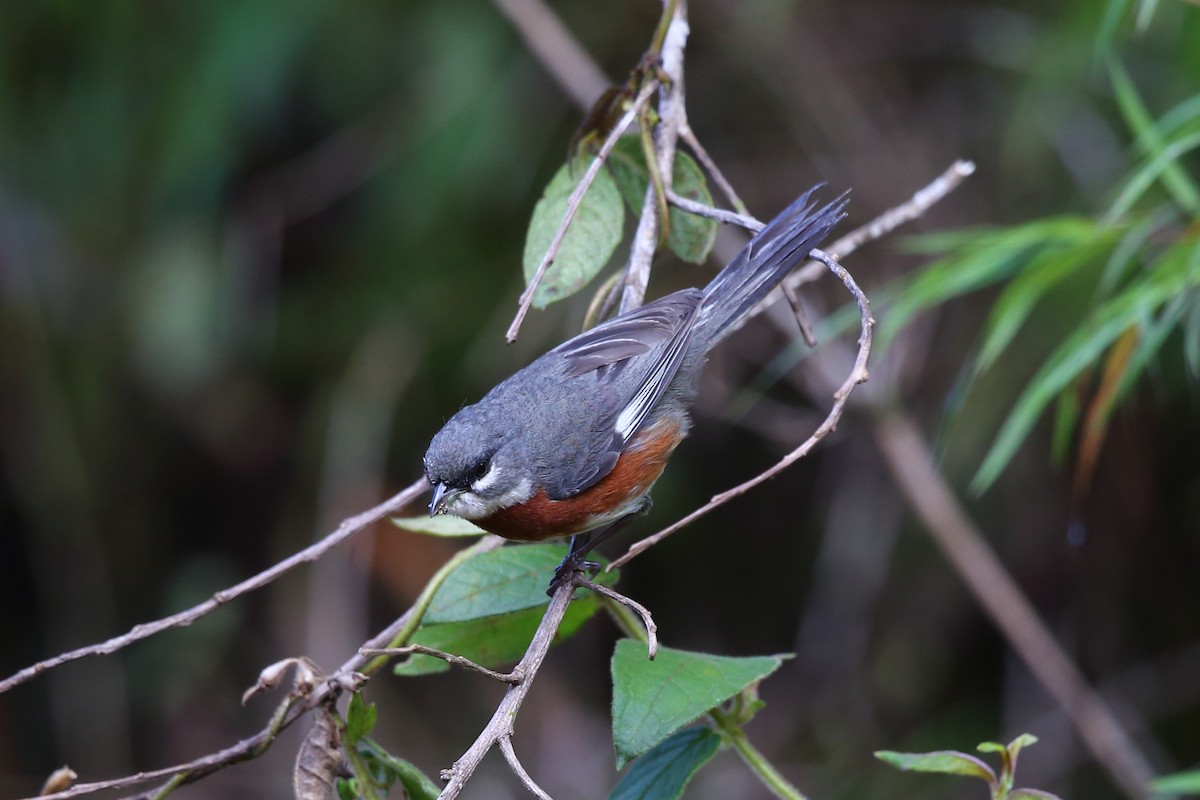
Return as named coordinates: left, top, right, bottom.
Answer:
left=708, top=708, right=807, bottom=800
left=600, top=597, right=807, bottom=800
left=345, top=744, right=386, bottom=800
left=647, top=0, right=681, bottom=56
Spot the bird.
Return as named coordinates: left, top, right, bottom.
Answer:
left=424, top=185, right=847, bottom=586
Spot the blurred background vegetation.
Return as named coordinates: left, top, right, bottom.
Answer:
left=1, top=0, right=1197, bottom=797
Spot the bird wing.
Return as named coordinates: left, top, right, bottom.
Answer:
left=544, top=289, right=701, bottom=498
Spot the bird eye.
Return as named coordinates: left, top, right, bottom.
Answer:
left=469, top=459, right=490, bottom=483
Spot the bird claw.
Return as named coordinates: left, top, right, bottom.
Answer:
left=547, top=555, right=600, bottom=595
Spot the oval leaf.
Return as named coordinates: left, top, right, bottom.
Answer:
left=609, top=727, right=721, bottom=800
left=875, top=750, right=996, bottom=783
left=523, top=156, right=623, bottom=308
left=611, top=640, right=784, bottom=768
left=394, top=597, right=601, bottom=676
left=607, top=136, right=717, bottom=264
left=426, top=543, right=613, bottom=624
left=390, top=515, right=487, bottom=537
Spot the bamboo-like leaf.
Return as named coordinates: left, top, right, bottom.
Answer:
left=1106, top=130, right=1200, bottom=223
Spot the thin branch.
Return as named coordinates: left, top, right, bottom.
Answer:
left=781, top=281, right=818, bottom=348
left=610, top=248, right=873, bottom=569
left=438, top=579, right=577, bottom=799
left=499, top=736, right=556, bottom=800
left=360, top=645, right=522, bottom=684
left=506, top=79, right=659, bottom=343
left=0, top=477, right=430, bottom=696
left=619, top=2, right=689, bottom=313
left=666, top=190, right=762, bottom=230
left=576, top=579, right=658, bottom=660
left=786, top=159, right=976, bottom=290
left=679, top=122, right=749, bottom=215
left=872, top=411, right=1156, bottom=799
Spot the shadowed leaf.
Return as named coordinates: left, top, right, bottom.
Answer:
left=609, top=727, right=721, bottom=800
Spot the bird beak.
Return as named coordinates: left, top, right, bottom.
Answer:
left=429, top=481, right=453, bottom=516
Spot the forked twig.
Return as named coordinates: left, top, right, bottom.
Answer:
left=610, top=247, right=872, bottom=569
left=506, top=79, right=659, bottom=343
left=499, top=736, right=556, bottom=800
left=577, top=579, right=658, bottom=659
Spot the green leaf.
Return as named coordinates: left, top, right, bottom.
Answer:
left=609, top=727, right=721, bottom=800
left=611, top=640, right=784, bottom=768
left=607, top=136, right=718, bottom=264
left=1151, top=769, right=1200, bottom=795
left=361, top=740, right=441, bottom=800
left=1108, top=57, right=1200, bottom=215
left=874, top=750, right=997, bottom=784
left=394, top=596, right=602, bottom=676
left=523, top=155, right=624, bottom=308
left=1008, top=790, right=1064, bottom=800
left=1106, top=129, right=1200, bottom=223
left=976, top=238, right=1112, bottom=375
left=426, top=543, right=613, bottom=624
left=971, top=244, right=1198, bottom=493
left=344, top=692, right=377, bottom=747
left=390, top=515, right=487, bottom=537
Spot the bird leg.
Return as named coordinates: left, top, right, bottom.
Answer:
left=547, top=498, right=652, bottom=594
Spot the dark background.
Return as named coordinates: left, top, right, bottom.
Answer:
left=1, top=0, right=1197, bottom=798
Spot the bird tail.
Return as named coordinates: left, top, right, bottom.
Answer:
left=696, top=185, right=847, bottom=344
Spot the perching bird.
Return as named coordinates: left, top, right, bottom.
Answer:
left=424, top=186, right=846, bottom=583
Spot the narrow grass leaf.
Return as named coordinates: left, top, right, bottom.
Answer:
left=1151, top=768, right=1200, bottom=795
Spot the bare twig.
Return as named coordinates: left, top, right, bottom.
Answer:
left=506, top=79, right=660, bottom=342
left=438, top=580, right=576, bottom=799
left=360, top=645, right=522, bottom=684
left=499, top=737, right=556, bottom=800
left=872, top=411, right=1155, bottom=799
left=619, top=2, right=689, bottom=313
left=785, top=159, right=976, bottom=290
left=781, top=281, right=818, bottom=348
left=680, top=122, right=749, bottom=215
left=0, top=478, right=430, bottom=696
left=610, top=248, right=872, bottom=569
left=666, top=190, right=762, bottom=230
left=577, top=579, right=658, bottom=659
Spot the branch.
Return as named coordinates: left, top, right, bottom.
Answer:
left=666, top=190, right=762, bottom=230
left=360, top=645, right=522, bottom=684
left=0, top=477, right=430, bottom=696
left=506, top=78, right=660, bottom=342
left=619, top=2, right=689, bottom=313
left=437, top=579, right=576, bottom=799
left=499, top=736, right=556, bottom=800
left=610, top=247, right=873, bottom=569
left=577, top=579, right=658, bottom=659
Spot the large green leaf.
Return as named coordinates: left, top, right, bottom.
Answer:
left=394, top=596, right=602, bottom=676
left=607, top=136, right=718, bottom=264
left=608, top=727, right=721, bottom=800
left=523, top=156, right=624, bottom=308
left=610, top=640, right=784, bottom=768
left=426, top=543, right=613, bottom=624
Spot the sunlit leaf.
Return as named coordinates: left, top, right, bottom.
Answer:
left=394, top=597, right=603, bottom=676
left=524, top=156, right=624, bottom=308
left=390, top=515, right=487, bottom=537
left=426, top=543, right=614, bottom=623
left=611, top=640, right=784, bottom=768
left=608, top=727, right=721, bottom=800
